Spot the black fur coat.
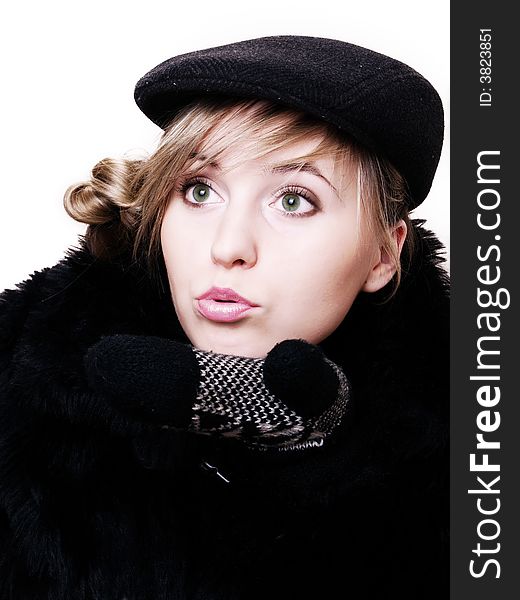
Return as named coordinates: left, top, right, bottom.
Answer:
left=0, top=220, right=449, bottom=600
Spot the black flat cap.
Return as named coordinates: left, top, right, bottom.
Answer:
left=134, top=35, right=444, bottom=209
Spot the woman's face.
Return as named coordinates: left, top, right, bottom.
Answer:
left=161, top=133, right=395, bottom=358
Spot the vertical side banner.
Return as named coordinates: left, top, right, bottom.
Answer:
left=451, top=1, right=518, bottom=598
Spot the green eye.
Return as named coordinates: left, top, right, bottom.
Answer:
left=281, top=193, right=301, bottom=212
left=192, top=184, right=211, bottom=203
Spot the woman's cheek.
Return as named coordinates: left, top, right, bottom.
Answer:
left=309, top=254, right=367, bottom=331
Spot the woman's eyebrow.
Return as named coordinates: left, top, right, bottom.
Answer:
left=265, top=162, right=339, bottom=195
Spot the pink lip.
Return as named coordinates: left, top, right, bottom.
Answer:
left=196, top=286, right=259, bottom=323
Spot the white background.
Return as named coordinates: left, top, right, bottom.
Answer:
left=0, top=0, right=449, bottom=292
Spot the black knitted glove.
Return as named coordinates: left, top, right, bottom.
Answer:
left=84, top=336, right=350, bottom=451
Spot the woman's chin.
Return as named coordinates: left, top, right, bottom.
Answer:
left=192, top=335, right=270, bottom=359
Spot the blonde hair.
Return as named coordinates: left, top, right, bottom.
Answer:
left=64, top=98, right=414, bottom=294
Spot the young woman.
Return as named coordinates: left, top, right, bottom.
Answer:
left=0, top=36, right=449, bottom=599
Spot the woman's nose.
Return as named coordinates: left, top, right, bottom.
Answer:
left=210, top=203, right=258, bottom=269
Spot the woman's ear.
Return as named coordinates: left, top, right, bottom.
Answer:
left=362, top=220, right=408, bottom=293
